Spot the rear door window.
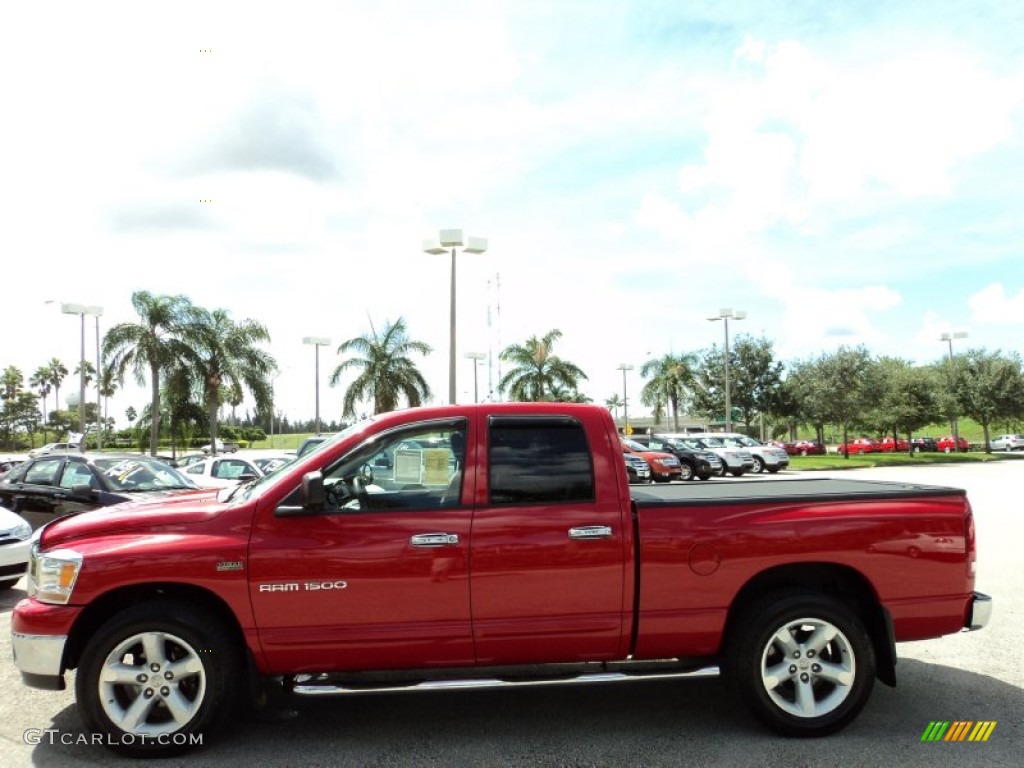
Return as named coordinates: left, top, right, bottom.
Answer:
left=488, top=417, right=594, bottom=505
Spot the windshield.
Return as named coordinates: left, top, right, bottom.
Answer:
left=94, top=457, right=198, bottom=492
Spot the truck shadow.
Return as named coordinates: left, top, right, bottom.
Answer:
left=32, top=658, right=1020, bottom=767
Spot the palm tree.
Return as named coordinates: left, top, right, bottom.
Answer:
left=75, top=360, right=96, bottom=388
left=641, top=352, right=697, bottom=431
left=99, top=367, right=117, bottom=432
left=605, top=393, right=624, bottom=420
left=103, top=291, right=195, bottom=456
left=186, top=307, right=275, bottom=454
left=498, top=329, right=588, bottom=402
left=329, top=317, right=432, bottom=418
left=46, top=358, right=68, bottom=417
left=30, top=366, right=52, bottom=441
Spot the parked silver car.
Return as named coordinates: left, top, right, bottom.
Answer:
left=990, top=434, right=1024, bottom=451
left=660, top=433, right=754, bottom=477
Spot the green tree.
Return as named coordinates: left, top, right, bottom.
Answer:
left=866, top=358, right=940, bottom=448
left=186, top=307, right=275, bottom=455
left=498, top=329, right=588, bottom=402
left=30, top=366, right=53, bottom=442
left=45, top=359, right=68, bottom=415
left=640, top=352, right=697, bottom=431
left=605, top=393, right=624, bottom=420
left=329, top=317, right=432, bottom=418
left=99, top=367, right=118, bottom=432
left=953, top=349, right=1024, bottom=451
left=103, top=291, right=195, bottom=456
left=817, top=346, right=873, bottom=457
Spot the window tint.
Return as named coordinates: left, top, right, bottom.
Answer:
left=24, top=458, right=64, bottom=486
left=488, top=418, right=594, bottom=505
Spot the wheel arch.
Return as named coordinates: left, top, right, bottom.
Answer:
left=64, top=583, right=251, bottom=672
left=723, top=562, right=896, bottom=687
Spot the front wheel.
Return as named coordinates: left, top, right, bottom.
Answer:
left=725, top=591, right=876, bottom=736
left=698, top=472, right=712, bottom=481
left=76, top=601, right=241, bottom=756
left=751, top=457, right=766, bottom=474
left=0, top=577, right=20, bottom=590
left=678, top=463, right=694, bottom=482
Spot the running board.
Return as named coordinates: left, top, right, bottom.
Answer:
left=289, top=665, right=721, bottom=697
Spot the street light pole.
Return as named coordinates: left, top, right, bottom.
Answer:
left=708, top=308, right=746, bottom=432
left=617, top=363, right=633, bottom=435
left=424, top=230, right=488, bottom=404
left=303, top=337, right=331, bottom=435
left=940, top=331, right=968, bottom=445
left=93, top=309, right=103, bottom=450
left=59, top=303, right=102, bottom=447
left=465, top=352, right=486, bottom=403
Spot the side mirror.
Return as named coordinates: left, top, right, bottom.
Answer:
left=359, top=465, right=374, bottom=485
left=71, top=483, right=95, bottom=498
left=302, top=470, right=325, bottom=508
left=237, top=473, right=257, bottom=483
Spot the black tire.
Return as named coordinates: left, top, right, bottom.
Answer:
left=698, top=473, right=712, bottom=481
left=718, top=463, right=728, bottom=477
left=76, top=600, right=241, bottom=757
left=724, top=591, right=876, bottom=737
left=0, top=577, right=20, bottom=590
left=678, top=463, right=694, bottom=482
left=751, top=457, right=766, bottom=474
left=767, top=467, right=781, bottom=474
left=730, top=469, right=746, bottom=477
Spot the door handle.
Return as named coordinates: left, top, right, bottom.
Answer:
left=568, top=525, right=613, bottom=540
left=410, top=533, right=460, bottom=547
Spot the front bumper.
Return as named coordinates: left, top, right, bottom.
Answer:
left=12, top=631, right=68, bottom=690
left=964, top=591, right=992, bottom=631
left=11, top=599, right=81, bottom=690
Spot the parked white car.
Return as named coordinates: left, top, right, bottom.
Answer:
left=990, top=434, right=1024, bottom=451
left=0, top=505, right=32, bottom=590
left=27, top=442, right=79, bottom=458
left=179, top=456, right=263, bottom=489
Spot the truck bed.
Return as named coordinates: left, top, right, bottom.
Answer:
left=631, top=476, right=966, bottom=505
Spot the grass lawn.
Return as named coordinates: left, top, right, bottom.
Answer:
left=789, top=451, right=1024, bottom=470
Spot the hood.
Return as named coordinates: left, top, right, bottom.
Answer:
left=40, top=488, right=223, bottom=549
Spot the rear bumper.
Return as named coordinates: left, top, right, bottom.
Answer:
left=965, top=591, right=992, bottom=631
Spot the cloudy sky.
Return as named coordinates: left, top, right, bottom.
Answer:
left=3, top=0, right=1023, bottom=427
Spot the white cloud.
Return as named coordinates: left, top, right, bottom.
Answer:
left=968, top=283, right=1024, bottom=324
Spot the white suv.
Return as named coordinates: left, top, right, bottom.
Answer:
left=0, top=506, right=32, bottom=590
left=684, top=435, right=755, bottom=477
left=715, top=433, right=790, bottom=474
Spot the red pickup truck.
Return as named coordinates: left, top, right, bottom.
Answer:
left=11, top=403, right=991, bottom=756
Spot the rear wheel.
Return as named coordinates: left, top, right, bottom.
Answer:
left=730, top=469, right=746, bottom=477
left=725, top=591, right=875, bottom=736
left=76, top=601, right=241, bottom=756
left=0, top=577, right=20, bottom=590
left=698, top=472, right=712, bottom=481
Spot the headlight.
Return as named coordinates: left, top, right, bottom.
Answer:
left=29, top=545, right=83, bottom=605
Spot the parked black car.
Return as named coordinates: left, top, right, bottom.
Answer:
left=627, top=434, right=719, bottom=480
left=0, top=453, right=205, bottom=530
left=910, top=437, right=939, bottom=452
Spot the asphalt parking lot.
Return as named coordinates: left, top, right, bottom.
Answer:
left=0, top=463, right=1019, bottom=766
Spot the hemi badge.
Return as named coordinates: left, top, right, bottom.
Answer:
left=216, top=561, right=244, bottom=572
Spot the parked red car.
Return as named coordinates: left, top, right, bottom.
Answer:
left=937, top=435, right=969, bottom=453
left=784, top=440, right=826, bottom=456
left=836, top=438, right=881, bottom=455
left=877, top=437, right=910, bottom=452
